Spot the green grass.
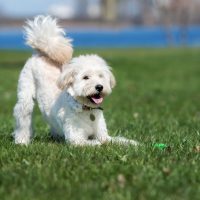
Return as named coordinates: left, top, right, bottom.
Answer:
left=1, top=48, right=200, bottom=200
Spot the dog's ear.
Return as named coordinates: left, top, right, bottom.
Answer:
left=57, top=66, right=76, bottom=90
left=109, top=70, right=116, bottom=89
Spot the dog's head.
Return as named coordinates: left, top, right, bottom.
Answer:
left=57, top=55, right=116, bottom=107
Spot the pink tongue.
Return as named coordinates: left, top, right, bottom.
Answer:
left=91, top=96, right=103, bottom=104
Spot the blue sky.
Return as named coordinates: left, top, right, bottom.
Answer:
left=0, top=0, right=74, bottom=17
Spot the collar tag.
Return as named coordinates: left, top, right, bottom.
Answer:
left=90, top=114, right=95, bottom=121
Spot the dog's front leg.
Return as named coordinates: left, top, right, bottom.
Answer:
left=95, top=112, right=138, bottom=146
left=63, top=124, right=101, bottom=146
left=95, top=113, right=111, bottom=144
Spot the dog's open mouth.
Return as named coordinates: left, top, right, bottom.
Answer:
left=88, top=94, right=104, bottom=105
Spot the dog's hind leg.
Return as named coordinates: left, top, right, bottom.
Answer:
left=13, top=62, right=36, bottom=145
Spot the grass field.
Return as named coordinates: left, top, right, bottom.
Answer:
left=0, top=49, right=200, bottom=200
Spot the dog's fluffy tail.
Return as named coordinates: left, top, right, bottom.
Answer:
left=24, top=15, right=73, bottom=64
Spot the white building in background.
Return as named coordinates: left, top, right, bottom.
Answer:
left=48, top=4, right=76, bottom=19
left=118, top=0, right=141, bottom=20
left=87, top=0, right=101, bottom=19
left=153, top=0, right=171, bottom=8
left=48, top=0, right=79, bottom=19
left=47, top=0, right=156, bottom=21
left=48, top=0, right=101, bottom=20
left=47, top=0, right=200, bottom=24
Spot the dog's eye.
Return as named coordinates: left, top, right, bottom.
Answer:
left=99, top=74, right=103, bottom=78
left=83, top=76, right=89, bottom=80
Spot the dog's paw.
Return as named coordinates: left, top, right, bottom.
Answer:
left=111, top=136, right=139, bottom=146
left=14, top=133, right=31, bottom=146
left=98, top=136, right=112, bottom=144
left=68, top=138, right=102, bottom=146
left=128, top=139, right=139, bottom=146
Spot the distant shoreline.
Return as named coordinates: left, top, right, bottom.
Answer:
left=0, top=17, right=133, bottom=29
left=1, top=25, right=200, bottom=49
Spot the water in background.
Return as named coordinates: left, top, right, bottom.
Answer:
left=0, top=26, right=200, bottom=49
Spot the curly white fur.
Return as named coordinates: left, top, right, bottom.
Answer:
left=25, top=15, right=73, bottom=64
left=13, top=15, right=138, bottom=146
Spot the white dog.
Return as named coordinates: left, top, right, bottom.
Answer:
left=13, top=15, right=138, bottom=146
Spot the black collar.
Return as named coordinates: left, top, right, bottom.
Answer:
left=82, top=105, right=103, bottom=111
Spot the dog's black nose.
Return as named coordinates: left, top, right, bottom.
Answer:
left=95, top=84, right=103, bottom=92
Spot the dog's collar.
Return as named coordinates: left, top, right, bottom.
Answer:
left=82, top=105, right=103, bottom=111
